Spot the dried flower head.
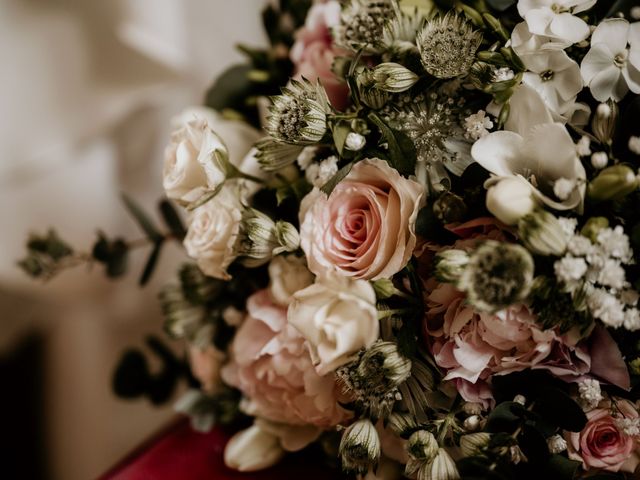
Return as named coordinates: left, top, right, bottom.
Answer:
left=459, top=240, right=535, bottom=313
left=334, top=0, right=395, bottom=53
left=417, top=13, right=482, bottom=79
left=265, top=79, right=330, bottom=145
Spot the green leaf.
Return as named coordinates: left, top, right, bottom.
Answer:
left=204, top=65, right=254, bottom=112
left=27, top=229, right=73, bottom=260
left=332, top=121, right=351, bottom=156
left=186, top=184, right=224, bottom=211
left=320, top=161, right=354, bottom=196
left=536, top=387, right=587, bottom=432
left=159, top=199, right=186, bottom=241
left=121, top=194, right=162, bottom=242
left=368, top=112, right=416, bottom=176
left=545, top=455, right=581, bottom=479
left=92, top=232, right=129, bottom=278
left=139, top=240, right=164, bottom=286
left=485, top=401, right=525, bottom=433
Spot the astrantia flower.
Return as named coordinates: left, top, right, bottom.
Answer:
left=517, top=0, right=596, bottom=45
left=416, top=13, right=482, bottom=79
left=334, top=0, right=394, bottom=54
left=265, top=79, right=330, bottom=145
left=458, top=241, right=534, bottom=313
left=581, top=18, right=640, bottom=102
left=381, top=4, right=424, bottom=54
left=339, top=419, right=381, bottom=475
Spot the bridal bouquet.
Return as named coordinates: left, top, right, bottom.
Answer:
left=20, top=0, right=640, bottom=478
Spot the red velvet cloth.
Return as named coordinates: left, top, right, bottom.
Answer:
left=99, top=418, right=339, bottom=480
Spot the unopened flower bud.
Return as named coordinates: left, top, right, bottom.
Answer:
left=518, top=210, right=567, bottom=256
left=358, top=341, right=412, bottom=388
left=591, top=151, right=609, bottom=169
left=463, top=415, right=481, bottom=432
left=345, top=132, right=366, bottom=151
left=580, top=217, right=609, bottom=243
left=462, top=402, right=484, bottom=416
left=418, top=448, right=460, bottom=480
left=239, top=209, right=279, bottom=265
left=460, top=433, right=491, bottom=457
left=360, top=85, right=390, bottom=109
left=513, top=394, right=526, bottom=405
left=509, top=445, right=527, bottom=464
left=587, top=165, right=639, bottom=202
left=372, top=278, right=397, bottom=299
left=433, top=192, right=468, bottom=224
left=388, top=413, right=419, bottom=437
left=339, top=419, right=381, bottom=475
left=629, top=136, right=640, bottom=155
left=371, top=63, right=419, bottom=93
left=224, top=424, right=285, bottom=472
left=274, top=220, right=300, bottom=253
left=408, top=430, right=438, bottom=463
left=592, top=100, right=618, bottom=145
left=486, top=177, right=538, bottom=225
left=547, top=434, right=567, bottom=454
left=434, top=249, right=470, bottom=283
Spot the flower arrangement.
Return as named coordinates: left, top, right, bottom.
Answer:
left=20, top=0, right=640, bottom=478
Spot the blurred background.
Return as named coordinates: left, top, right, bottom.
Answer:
left=0, top=1, right=266, bottom=479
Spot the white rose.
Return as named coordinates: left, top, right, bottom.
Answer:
left=183, top=186, right=243, bottom=280
left=163, top=107, right=262, bottom=202
left=224, top=423, right=285, bottom=472
left=287, top=271, right=379, bottom=375
left=268, top=255, right=314, bottom=306
left=485, top=177, right=538, bottom=225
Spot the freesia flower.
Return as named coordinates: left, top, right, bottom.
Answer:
left=472, top=86, right=586, bottom=218
left=517, top=0, right=596, bottom=45
left=581, top=18, right=640, bottom=102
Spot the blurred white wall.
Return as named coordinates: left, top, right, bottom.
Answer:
left=0, top=1, right=266, bottom=479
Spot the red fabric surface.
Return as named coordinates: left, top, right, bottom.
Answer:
left=98, top=417, right=339, bottom=480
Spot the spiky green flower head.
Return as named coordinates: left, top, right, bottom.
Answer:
left=265, top=79, right=330, bottom=145
left=334, top=0, right=396, bottom=54
left=417, top=12, right=482, bottom=79
left=458, top=240, right=535, bottom=313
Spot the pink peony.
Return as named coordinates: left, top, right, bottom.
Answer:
left=290, top=0, right=349, bottom=110
left=567, top=399, right=640, bottom=473
left=221, top=289, right=348, bottom=432
left=300, top=158, right=425, bottom=281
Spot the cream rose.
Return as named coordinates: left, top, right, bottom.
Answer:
left=299, top=158, right=425, bottom=281
left=183, top=186, right=243, bottom=280
left=268, top=255, right=314, bottom=306
left=163, top=107, right=261, bottom=202
left=287, top=271, right=379, bottom=375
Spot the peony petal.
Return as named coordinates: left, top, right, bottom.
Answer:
left=549, top=13, right=590, bottom=44
left=589, top=65, right=624, bottom=101
left=470, top=131, right=524, bottom=177
left=591, top=18, right=630, bottom=55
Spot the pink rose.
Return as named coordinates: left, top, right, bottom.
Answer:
left=189, top=345, right=225, bottom=394
left=221, top=290, right=348, bottom=434
left=567, top=399, right=640, bottom=473
left=300, top=158, right=425, bottom=281
left=290, top=1, right=349, bottom=110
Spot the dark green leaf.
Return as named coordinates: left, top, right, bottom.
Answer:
left=368, top=112, right=416, bottom=176
left=204, top=65, right=254, bottom=112
left=519, top=423, right=549, bottom=463
left=487, top=0, right=517, bottom=10
left=320, top=161, right=354, bottom=196
left=27, top=230, right=73, bottom=260
left=486, top=401, right=525, bottom=433
left=139, top=240, right=164, bottom=286
left=159, top=199, right=186, bottom=240
left=545, top=455, right=581, bottom=479
left=332, top=121, right=351, bottom=156
left=121, top=194, right=162, bottom=242
left=92, top=233, right=129, bottom=278
left=536, top=387, right=587, bottom=432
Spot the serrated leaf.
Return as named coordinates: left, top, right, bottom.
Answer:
left=320, top=161, right=354, bottom=196
left=121, top=194, right=162, bottom=242
left=159, top=199, right=186, bottom=240
left=368, top=112, right=416, bottom=176
left=139, top=240, right=164, bottom=286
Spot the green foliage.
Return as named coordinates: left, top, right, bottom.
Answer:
left=321, top=161, right=354, bottom=196
left=368, top=112, right=417, bottom=176
left=159, top=199, right=186, bottom=241
left=92, top=232, right=128, bottom=278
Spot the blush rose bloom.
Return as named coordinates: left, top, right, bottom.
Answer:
left=287, top=271, right=379, bottom=375
left=163, top=107, right=261, bottom=203
left=268, top=255, right=314, bottom=306
left=290, top=0, right=349, bottom=110
left=300, top=158, right=425, bottom=281
left=183, top=186, right=243, bottom=280
left=567, top=399, right=640, bottom=473
left=221, top=290, right=348, bottom=440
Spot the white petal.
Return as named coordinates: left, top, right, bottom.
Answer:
left=518, top=0, right=554, bottom=16
left=629, top=22, right=640, bottom=48
left=592, top=18, right=630, bottom=54
left=590, top=66, right=625, bottom=101
left=581, top=44, right=614, bottom=84
left=504, top=84, right=554, bottom=135
left=525, top=9, right=555, bottom=37
left=623, top=62, right=640, bottom=94
left=555, top=62, right=584, bottom=101
left=571, top=0, right=597, bottom=14
left=550, top=13, right=590, bottom=43
left=471, top=131, right=524, bottom=177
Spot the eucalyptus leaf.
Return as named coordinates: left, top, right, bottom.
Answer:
left=139, top=240, right=164, bottom=287
left=159, top=199, right=186, bottom=240
left=121, top=194, right=162, bottom=242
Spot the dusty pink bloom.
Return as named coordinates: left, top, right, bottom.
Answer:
left=300, top=158, right=425, bottom=281
left=189, top=345, right=225, bottom=394
left=221, top=290, right=348, bottom=432
left=290, top=0, right=349, bottom=110
left=567, top=399, right=640, bottom=473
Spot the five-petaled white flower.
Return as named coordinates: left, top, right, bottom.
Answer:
left=517, top=0, right=596, bottom=45
left=581, top=18, right=640, bottom=102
